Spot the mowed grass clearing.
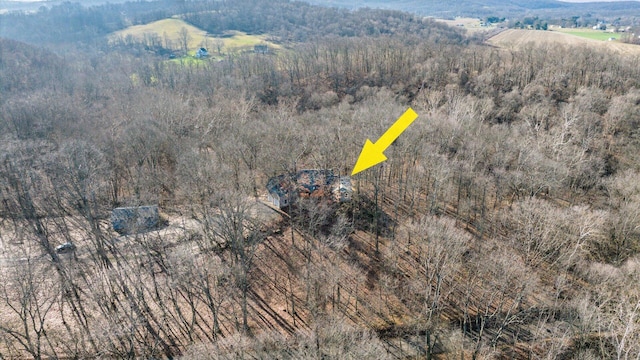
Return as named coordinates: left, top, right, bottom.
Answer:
left=551, top=27, right=621, bottom=41
left=110, top=18, right=280, bottom=56
left=220, top=30, right=277, bottom=49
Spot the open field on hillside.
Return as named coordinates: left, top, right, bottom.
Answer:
left=433, top=17, right=500, bottom=33
left=487, top=29, right=640, bottom=55
left=111, top=18, right=208, bottom=51
left=110, top=18, right=279, bottom=56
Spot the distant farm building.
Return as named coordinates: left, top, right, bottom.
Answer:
left=266, top=170, right=353, bottom=209
left=254, top=44, right=269, bottom=54
left=195, top=47, right=209, bottom=58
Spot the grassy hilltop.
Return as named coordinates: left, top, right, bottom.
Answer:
left=110, top=18, right=280, bottom=58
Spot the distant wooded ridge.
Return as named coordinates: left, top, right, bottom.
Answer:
left=304, top=0, right=640, bottom=19
left=0, top=0, right=466, bottom=46
left=2, top=0, right=640, bottom=47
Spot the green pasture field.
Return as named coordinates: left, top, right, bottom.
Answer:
left=552, top=27, right=621, bottom=41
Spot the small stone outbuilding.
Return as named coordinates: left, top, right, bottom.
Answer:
left=111, top=205, right=160, bottom=235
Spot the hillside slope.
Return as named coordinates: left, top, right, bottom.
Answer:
left=2, top=3, right=640, bottom=358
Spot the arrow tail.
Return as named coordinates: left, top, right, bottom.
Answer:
left=375, top=107, right=419, bottom=149
left=351, top=107, right=419, bottom=176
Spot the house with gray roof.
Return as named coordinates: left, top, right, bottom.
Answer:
left=266, top=170, right=352, bottom=209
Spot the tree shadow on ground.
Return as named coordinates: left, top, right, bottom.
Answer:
left=340, top=194, right=394, bottom=237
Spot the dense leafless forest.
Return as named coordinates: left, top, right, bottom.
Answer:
left=1, top=0, right=640, bottom=358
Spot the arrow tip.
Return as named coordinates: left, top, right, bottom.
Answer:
left=351, top=139, right=387, bottom=176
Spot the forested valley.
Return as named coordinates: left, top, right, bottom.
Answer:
left=1, top=0, right=640, bottom=358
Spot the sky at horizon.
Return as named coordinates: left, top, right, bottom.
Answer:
left=559, top=0, right=638, bottom=2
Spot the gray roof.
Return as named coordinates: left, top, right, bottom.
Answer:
left=266, top=169, right=337, bottom=198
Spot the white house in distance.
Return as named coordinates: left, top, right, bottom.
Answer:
left=195, top=47, right=209, bottom=58
left=266, top=170, right=353, bottom=209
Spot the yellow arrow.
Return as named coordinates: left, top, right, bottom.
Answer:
left=351, top=107, right=419, bottom=176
